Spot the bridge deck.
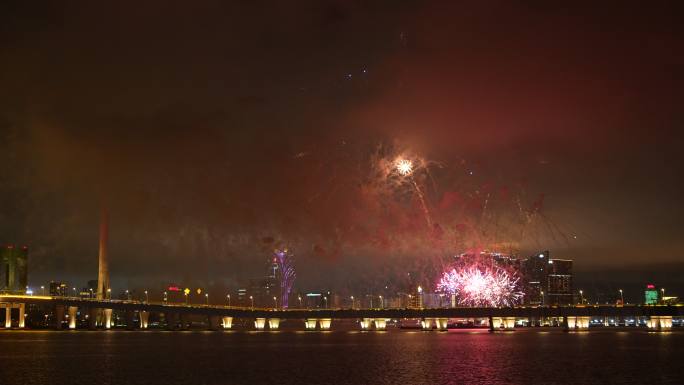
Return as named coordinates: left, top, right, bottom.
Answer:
left=2, top=295, right=682, bottom=319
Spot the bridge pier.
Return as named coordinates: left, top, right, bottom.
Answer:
left=4, top=305, right=11, bottom=328
left=565, top=316, right=590, bottom=330
left=254, top=317, right=266, bottom=330
left=648, top=316, right=672, bottom=331
left=421, top=318, right=433, bottom=330
left=140, top=311, right=149, bottom=329
left=489, top=316, right=515, bottom=331
left=373, top=318, right=388, bottom=331
left=319, top=318, right=331, bottom=330
left=103, top=308, right=112, bottom=329
left=1, top=303, right=26, bottom=328
left=68, top=306, right=78, bottom=329
left=305, top=318, right=317, bottom=330
left=17, top=303, right=25, bottom=328
left=359, top=318, right=371, bottom=330
left=221, top=316, right=232, bottom=329
left=54, top=305, right=65, bottom=329
left=268, top=318, right=280, bottom=330
left=435, top=318, right=448, bottom=331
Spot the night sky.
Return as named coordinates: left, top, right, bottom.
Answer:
left=1, top=1, right=683, bottom=300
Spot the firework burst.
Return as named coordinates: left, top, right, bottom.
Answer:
left=437, top=265, right=523, bottom=307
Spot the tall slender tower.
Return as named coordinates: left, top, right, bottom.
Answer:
left=96, top=208, right=110, bottom=300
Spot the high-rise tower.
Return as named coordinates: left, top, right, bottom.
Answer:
left=0, top=244, right=28, bottom=294
left=96, top=208, right=110, bottom=300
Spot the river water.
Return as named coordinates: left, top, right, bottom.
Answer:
left=0, top=329, right=681, bottom=385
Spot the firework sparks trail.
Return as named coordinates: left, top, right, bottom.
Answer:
left=437, top=266, right=523, bottom=307
left=394, top=158, right=433, bottom=228
left=274, top=248, right=296, bottom=308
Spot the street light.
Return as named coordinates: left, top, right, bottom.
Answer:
left=107, top=288, right=111, bottom=300
left=661, top=288, right=665, bottom=304
left=41, top=285, right=45, bottom=295
left=273, top=296, right=277, bottom=309
left=72, top=287, right=76, bottom=297
left=226, top=294, right=231, bottom=307
left=541, top=291, right=545, bottom=306
left=163, top=291, right=168, bottom=303
left=619, top=289, right=624, bottom=304
left=205, top=293, right=209, bottom=305
left=144, top=290, right=149, bottom=303
left=298, top=295, right=302, bottom=308
left=350, top=296, right=354, bottom=309
left=379, top=295, right=383, bottom=309
left=250, top=295, right=254, bottom=310
left=184, top=291, right=189, bottom=305
left=125, top=289, right=130, bottom=300
left=579, top=290, right=583, bottom=304
left=323, top=296, right=328, bottom=309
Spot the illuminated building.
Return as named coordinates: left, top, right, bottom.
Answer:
left=49, top=281, right=68, bottom=297
left=522, top=251, right=573, bottom=305
left=546, top=259, right=573, bottom=305
left=644, top=284, right=658, bottom=305
left=522, top=251, right=548, bottom=305
left=0, top=244, right=28, bottom=294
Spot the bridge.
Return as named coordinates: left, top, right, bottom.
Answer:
left=1, top=294, right=681, bottom=332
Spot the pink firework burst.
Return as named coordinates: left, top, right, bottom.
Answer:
left=437, top=266, right=523, bottom=307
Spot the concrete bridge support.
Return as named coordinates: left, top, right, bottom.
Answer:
left=421, top=318, right=433, bottom=330
left=435, top=318, right=448, bottom=331
left=103, top=309, right=112, bottom=329
left=1, top=303, right=26, bottom=328
left=221, top=316, right=233, bottom=329
left=268, top=318, right=280, bottom=330
left=54, top=305, right=65, bottom=329
left=648, top=316, right=672, bottom=331
left=319, top=318, right=331, bottom=330
left=139, top=311, right=150, bottom=329
left=489, top=316, right=515, bottom=331
left=373, top=318, right=388, bottom=331
left=17, top=304, right=25, bottom=328
left=68, top=306, right=78, bottom=329
left=565, top=316, right=590, bottom=330
left=305, top=319, right=317, bottom=330
left=4, top=305, right=11, bottom=328
left=254, top=318, right=266, bottom=330
left=359, top=318, right=371, bottom=330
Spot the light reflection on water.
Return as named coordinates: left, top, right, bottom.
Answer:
left=0, top=329, right=681, bottom=385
